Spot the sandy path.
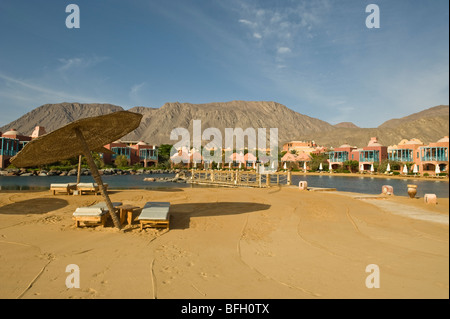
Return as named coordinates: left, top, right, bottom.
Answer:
left=0, top=187, right=448, bottom=298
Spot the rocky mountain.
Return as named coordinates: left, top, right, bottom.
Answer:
left=379, top=105, right=449, bottom=129
left=0, top=102, right=124, bottom=136
left=333, top=122, right=359, bottom=129
left=1, top=101, right=448, bottom=149
left=123, top=101, right=334, bottom=145
left=297, top=105, right=449, bottom=148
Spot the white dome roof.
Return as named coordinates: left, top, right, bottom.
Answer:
left=437, top=136, right=449, bottom=143
left=2, top=129, right=20, bottom=136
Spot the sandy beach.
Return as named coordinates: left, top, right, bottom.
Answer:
left=0, top=186, right=448, bottom=299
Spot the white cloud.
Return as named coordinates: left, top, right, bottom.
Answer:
left=277, top=47, right=291, bottom=54
left=253, top=32, right=262, bottom=39
left=238, top=19, right=256, bottom=27
left=57, top=56, right=108, bottom=72
left=131, top=82, right=146, bottom=95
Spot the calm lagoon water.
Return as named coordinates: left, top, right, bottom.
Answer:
left=0, top=173, right=448, bottom=198
left=291, top=175, right=449, bottom=198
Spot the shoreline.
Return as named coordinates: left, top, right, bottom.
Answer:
left=290, top=171, right=449, bottom=182
left=1, top=168, right=448, bottom=182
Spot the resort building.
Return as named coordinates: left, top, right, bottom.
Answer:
left=419, top=136, right=449, bottom=175
left=358, top=137, right=388, bottom=171
left=328, top=137, right=387, bottom=171
left=103, top=141, right=159, bottom=167
left=386, top=136, right=448, bottom=175
left=283, top=140, right=316, bottom=153
left=328, top=144, right=356, bottom=170
left=0, top=129, right=33, bottom=169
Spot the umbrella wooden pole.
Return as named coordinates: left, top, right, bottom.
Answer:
left=74, top=128, right=122, bottom=229
left=77, top=155, right=82, bottom=184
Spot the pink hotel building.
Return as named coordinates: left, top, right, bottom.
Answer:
left=329, top=136, right=449, bottom=175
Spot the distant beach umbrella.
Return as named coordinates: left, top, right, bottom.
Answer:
left=239, top=162, right=242, bottom=169
left=319, top=163, right=323, bottom=171
left=217, top=162, right=220, bottom=169
left=370, top=164, right=374, bottom=172
left=253, top=162, right=256, bottom=169
left=435, top=165, right=441, bottom=174
left=303, top=162, right=307, bottom=172
left=403, top=165, right=408, bottom=174
left=413, top=164, right=418, bottom=174
left=271, top=161, right=275, bottom=170
left=11, top=111, right=143, bottom=229
left=386, top=163, right=391, bottom=172
left=283, top=162, right=287, bottom=170
left=360, top=164, right=364, bottom=171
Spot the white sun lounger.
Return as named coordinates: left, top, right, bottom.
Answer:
left=138, top=202, right=171, bottom=230
left=50, top=183, right=77, bottom=195
left=76, top=183, right=109, bottom=195
left=73, top=201, right=122, bottom=227
left=76, top=183, right=100, bottom=195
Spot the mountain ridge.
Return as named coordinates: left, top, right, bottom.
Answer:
left=1, top=101, right=448, bottom=148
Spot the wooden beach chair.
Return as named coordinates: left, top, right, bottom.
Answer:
left=50, top=183, right=77, bottom=195
left=76, top=182, right=100, bottom=195
left=138, top=202, right=171, bottom=230
left=73, top=201, right=122, bottom=228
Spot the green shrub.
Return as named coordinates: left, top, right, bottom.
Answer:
left=392, top=171, right=400, bottom=176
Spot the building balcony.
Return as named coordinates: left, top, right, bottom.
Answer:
left=0, top=150, right=18, bottom=156
left=140, top=155, right=158, bottom=161
left=388, top=149, right=413, bottom=162
left=359, top=150, right=379, bottom=163
left=328, top=151, right=348, bottom=163
left=420, top=147, right=448, bottom=162
left=139, top=150, right=158, bottom=161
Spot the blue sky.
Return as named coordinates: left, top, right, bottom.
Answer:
left=0, top=0, right=448, bottom=128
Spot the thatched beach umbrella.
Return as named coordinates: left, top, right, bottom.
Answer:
left=11, top=111, right=143, bottom=229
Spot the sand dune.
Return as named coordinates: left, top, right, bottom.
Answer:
left=0, top=187, right=448, bottom=299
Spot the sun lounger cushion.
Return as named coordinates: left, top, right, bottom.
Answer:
left=73, top=202, right=122, bottom=217
left=51, top=183, right=70, bottom=188
left=138, top=202, right=170, bottom=221
left=77, top=183, right=97, bottom=188
left=91, top=202, right=122, bottom=209
left=73, top=207, right=106, bottom=217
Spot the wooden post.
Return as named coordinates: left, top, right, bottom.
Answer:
left=74, top=128, right=121, bottom=229
left=258, top=173, right=262, bottom=188
left=277, top=173, right=279, bottom=185
left=76, top=155, right=82, bottom=184
left=287, top=171, right=291, bottom=186
left=266, top=173, right=270, bottom=187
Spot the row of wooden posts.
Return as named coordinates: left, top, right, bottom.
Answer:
left=190, top=169, right=293, bottom=188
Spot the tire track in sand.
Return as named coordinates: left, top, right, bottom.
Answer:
left=237, top=213, right=321, bottom=297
